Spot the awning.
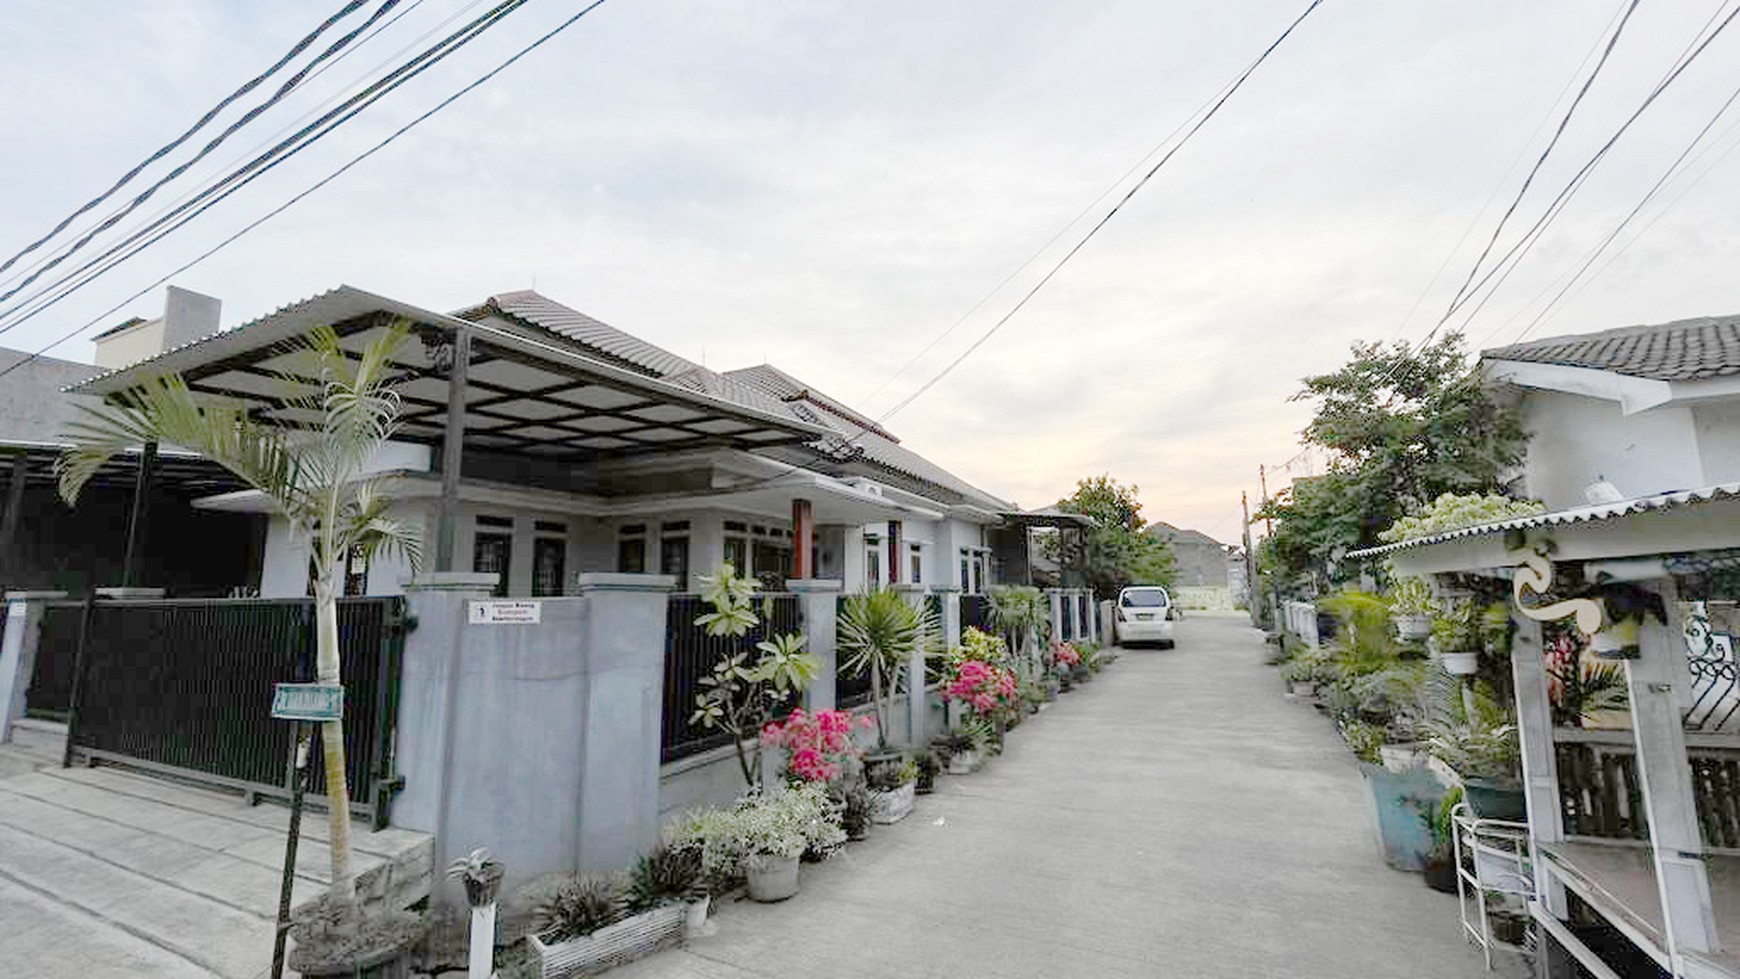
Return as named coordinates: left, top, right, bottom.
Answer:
left=70, top=286, right=829, bottom=462
left=0, top=440, right=248, bottom=495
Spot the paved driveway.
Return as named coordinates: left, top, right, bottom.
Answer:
left=618, top=614, right=1506, bottom=979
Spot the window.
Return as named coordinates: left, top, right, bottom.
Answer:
left=971, top=552, right=985, bottom=594
left=960, top=553, right=971, bottom=593
left=724, top=535, right=748, bottom=574
left=661, top=536, right=690, bottom=591
left=866, top=545, right=881, bottom=588
left=473, top=530, right=512, bottom=597
left=753, top=539, right=790, bottom=592
left=909, top=543, right=922, bottom=585
left=344, top=543, right=369, bottom=596
left=532, top=537, right=566, bottom=597
left=618, top=524, right=647, bottom=573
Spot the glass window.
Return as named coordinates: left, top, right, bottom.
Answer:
left=661, top=536, right=689, bottom=591
left=753, top=540, right=790, bottom=592
left=724, top=536, right=748, bottom=575
left=1120, top=587, right=1170, bottom=608
left=473, top=532, right=512, bottom=597
left=961, top=555, right=970, bottom=592
left=617, top=537, right=645, bottom=574
left=910, top=544, right=922, bottom=585
left=532, top=538, right=566, bottom=597
left=866, top=546, right=881, bottom=588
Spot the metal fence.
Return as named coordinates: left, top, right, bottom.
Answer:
left=662, top=593, right=801, bottom=763
left=835, top=594, right=873, bottom=708
left=960, top=594, right=991, bottom=640
left=49, top=596, right=406, bottom=828
left=24, top=602, right=86, bottom=721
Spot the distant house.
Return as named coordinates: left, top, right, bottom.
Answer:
left=1145, top=522, right=1228, bottom=587
left=1484, top=315, right=1740, bottom=508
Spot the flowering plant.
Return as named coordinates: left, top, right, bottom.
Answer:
left=1051, top=642, right=1081, bottom=670
left=666, top=783, right=844, bottom=875
left=942, top=658, right=1018, bottom=716
left=760, top=708, right=871, bottom=783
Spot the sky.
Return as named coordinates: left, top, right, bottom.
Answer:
left=5, top=1, right=1740, bottom=544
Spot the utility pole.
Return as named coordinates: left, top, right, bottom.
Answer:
left=1241, top=491, right=1258, bottom=628
left=1258, top=464, right=1273, bottom=537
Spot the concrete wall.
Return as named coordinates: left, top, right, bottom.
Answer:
left=1519, top=390, right=1705, bottom=508
left=1694, top=401, right=1740, bottom=486
left=394, top=573, right=673, bottom=899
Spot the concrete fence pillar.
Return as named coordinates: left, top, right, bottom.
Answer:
left=894, top=583, right=927, bottom=747
left=788, top=578, right=843, bottom=711
left=0, top=591, right=65, bottom=743
left=1045, top=588, right=1064, bottom=646
left=395, top=570, right=676, bottom=902
left=932, top=585, right=961, bottom=652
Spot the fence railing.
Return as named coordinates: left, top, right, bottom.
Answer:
left=960, top=594, right=991, bottom=641
left=1554, top=729, right=1740, bottom=849
left=835, top=594, right=873, bottom=708
left=662, top=593, right=801, bottom=763
left=47, top=596, right=406, bottom=828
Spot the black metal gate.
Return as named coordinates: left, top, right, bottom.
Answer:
left=54, top=596, right=406, bottom=828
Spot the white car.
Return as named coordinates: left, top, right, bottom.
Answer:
left=1114, top=586, right=1176, bottom=648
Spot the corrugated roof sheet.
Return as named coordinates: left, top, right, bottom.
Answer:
left=478, top=291, right=698, bottom=378
left=1348, top=483, right=1740, bottom=558
left=1484, top=315, right=1740, bottom=381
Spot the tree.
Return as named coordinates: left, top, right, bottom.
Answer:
left=1259, top=332, right=1528, bottom=587
left=1052, top=475, right=1177, bottom=602
left=57, top=324, right=421, bottom=902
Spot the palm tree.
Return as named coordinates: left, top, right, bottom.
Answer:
left=838, top=588, right=939, bottom=749
left=56, top=323, right=421, bottom=901
left=987, top=584, right=1047, bottom=680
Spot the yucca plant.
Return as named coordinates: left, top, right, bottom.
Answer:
left=57, top=322, right=420, bottom=902
left=626, top=844, right=704, bottom=912
left=838, top=587, right=940, bottom=749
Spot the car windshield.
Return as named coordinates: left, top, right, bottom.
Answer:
left=1120, top=589, right=1168, bottom=608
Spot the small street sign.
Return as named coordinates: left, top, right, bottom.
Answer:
left=270, top=683, right=344, bottom=722
left=468, top=599, right=542, bottom=625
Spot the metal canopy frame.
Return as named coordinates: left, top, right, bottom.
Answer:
left=70, top=286, right=827, bottom=464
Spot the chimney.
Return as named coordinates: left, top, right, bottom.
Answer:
left=92, top=285, right=222, bottom=370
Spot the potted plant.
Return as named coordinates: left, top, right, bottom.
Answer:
left=529, top=872, right=694, bottom=978
left=1390, top=577, right=1436, bottom=642
left=866, top=757, right=918, bottom=824
left=447, top=847, right=505, bottom=909
left=287, top=894, right=426, bottom=979
left=734, top=793, right=812, bottom=902
left=1422, top=786, right=1464, bottom=894
left=938, top=732, right=978, bottom=775
left=1425, top=677, right=1525, bottom=821
left=839, top=587, right=940, bottom=754
left=913, top=749, right=941, bottom=794
left=836, top=781, right=874, bottom=840
left=624, top=843, right=711, bottom=938
left=1431, top=602, right=1481, bottom=676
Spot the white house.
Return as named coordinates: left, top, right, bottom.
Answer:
left=1484, top=314, right=1740, bottom=509
left=68, top=286, right=1020, bottom=599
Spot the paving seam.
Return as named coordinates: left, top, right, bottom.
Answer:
left=0, top=790, right=316, bottom=921
left=0, top=836, right=226, bottom=977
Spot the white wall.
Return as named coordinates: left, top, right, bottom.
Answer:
left=1695, top=401, right=1740, bottom=486
left=1521, top=389, right=1705, bottom=508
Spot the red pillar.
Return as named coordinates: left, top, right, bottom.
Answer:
left=791, top=498, right=814, bottom=579
left=886, top=520, right=902, bottom=585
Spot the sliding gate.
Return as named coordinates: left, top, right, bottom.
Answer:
left=42, top=596, right=407, bottom=828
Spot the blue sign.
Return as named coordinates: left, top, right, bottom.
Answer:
left=271, top=683, right=344, bottom=722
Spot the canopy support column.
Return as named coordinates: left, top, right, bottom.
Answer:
left=1627, top=577, right=1719, bottom=968
left=1510, top=616, right=1567, bottom=919
left=434, top=328, right=472, bottom=572
left=120, top=441, right=157, bottom=588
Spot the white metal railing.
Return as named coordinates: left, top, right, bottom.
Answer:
left=1282, top=600, right=1319, bottom=647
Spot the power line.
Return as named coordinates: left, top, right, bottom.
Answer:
left=0, top=0, right=382, bottom=281
left=1419, top=0, right=1642, bottom=355
left=0, top=0, right=612, bottom=382
left=0, top=0, right=538, bottom=338
left=871, top=0, right=1325, bottom=427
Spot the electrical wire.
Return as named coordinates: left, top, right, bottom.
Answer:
left=0, top=0, right=538, bottom=337
left=0, top=0, right=376, bottom=280
left=0, top=0, right=611, bottom=381
left=869, top=0, right=1325, bottom=428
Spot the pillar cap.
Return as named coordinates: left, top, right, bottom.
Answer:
left=891, top=583, right=926, bottom=594
left=4, top=591, right=69, bottom=602
left=929, top=585, right=962, bottom=594
left=786, top=578, right=844, bottom=594
left=95, top=587, right=166, bottom=600
left=577, top=572, right=677, bottom=594
left=404, top=572, right=499, bottom=594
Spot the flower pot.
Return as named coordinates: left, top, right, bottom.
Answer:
left=1043, top=679, right=1060, bottom=701
left=684, top=896, right=710, bottom=938
left=292, top=945, right=413, bottom=979
left=1441, top=651, right=1479, bottom=675
left=744, top=853, right=800, bottom=903
left=948, top=749, right=979, bottom=774
left=1359, top=762, right=1446, bottom=871
left=529, top=902, right=689, bottom=978
left=1423, top=854, right=1459, bottom=894
left=1379, top=743, right=1422, bottom=773
left=1395, top=614, right=1432, bottom=641
left=870, top=781, right=915, bottom=824
left=1289, top=681, right=1319, bottom=699
left=1463, top=776, right=1528, bottom=822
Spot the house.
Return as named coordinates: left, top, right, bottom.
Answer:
left=53, top=285, right=1026, bottom=601
left=1484, top=314, right=1740, bottom=508
left=1144, top=522, right=1228, bottom=587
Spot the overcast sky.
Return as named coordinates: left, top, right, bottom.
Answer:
left=4, top=1, right=1740, bottom=542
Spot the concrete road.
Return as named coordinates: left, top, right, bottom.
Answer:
left=618, top=614, right=1505, bottom=979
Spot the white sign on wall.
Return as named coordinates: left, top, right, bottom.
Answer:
left=468, top=600, right=542, bottom=625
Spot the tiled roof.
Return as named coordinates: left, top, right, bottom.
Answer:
left=470, top=291, right=698, bottom=378
left=1483, top=315, right=1740, bottom=381
left=723, top=364, right=1012, bottom=511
